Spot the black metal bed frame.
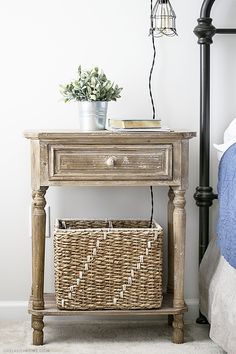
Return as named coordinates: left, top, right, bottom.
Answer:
left=193, top=0, right=236, bottom=323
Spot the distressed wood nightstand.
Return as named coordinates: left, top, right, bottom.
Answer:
left=24, top=130, right=196, bottom=345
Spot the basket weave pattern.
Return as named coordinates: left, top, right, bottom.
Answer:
left=54, top=220, right=163, bottom=310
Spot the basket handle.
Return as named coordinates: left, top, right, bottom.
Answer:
left=106, top=219, right=113, bottom=229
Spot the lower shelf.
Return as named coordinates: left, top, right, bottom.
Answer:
left=28, top=293, right=187, bottom=316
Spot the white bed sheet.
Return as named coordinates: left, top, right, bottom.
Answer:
left=199, top=237, right=236, bottom=354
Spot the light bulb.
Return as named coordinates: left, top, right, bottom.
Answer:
left=151, top=0, right=177, bottom=37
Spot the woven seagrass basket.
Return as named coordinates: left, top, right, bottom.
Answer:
left=54, top=219, right=163, bottom=311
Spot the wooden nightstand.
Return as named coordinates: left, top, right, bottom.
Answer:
left=24, top=130, right=196, bottom=345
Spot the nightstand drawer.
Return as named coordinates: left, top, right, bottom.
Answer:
left=48, top=144, right=173, bottom=181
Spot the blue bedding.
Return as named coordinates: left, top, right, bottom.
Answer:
left=217, top=142, right=236, bottom=269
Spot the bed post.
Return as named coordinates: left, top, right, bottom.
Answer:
left=194, top=0, right=236, bottom=324
left=194, top=0, right=217, bottom=265
left=193, top=0, right=217, bottom=324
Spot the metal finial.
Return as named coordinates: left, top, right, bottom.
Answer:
left=151, top=0, right=177, bottom=38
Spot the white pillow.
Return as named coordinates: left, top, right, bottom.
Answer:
left=214, top=118, right=236, bottom=162
left=224, top=118, right=236, bottom=143
left=213, top=141, right=236, bottom=162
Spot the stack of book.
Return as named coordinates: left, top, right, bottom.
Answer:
left=107, top=119, right=170, bottom=131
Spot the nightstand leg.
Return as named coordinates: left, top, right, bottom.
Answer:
left=32, top=315, right=44, bottom=345
left=32, top=187, right=47, bottom=311
left=172, top=188, right=186, bottom=309
left=167, top=186, right=175, bottom=312
left=167, top=187, right=175, bottom=295
left=172, top=314, right=184, bottom=344
left=172, top=188, right=186, bottom=343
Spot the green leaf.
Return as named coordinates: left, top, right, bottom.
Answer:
left=59, top=65, right=123, bottom=102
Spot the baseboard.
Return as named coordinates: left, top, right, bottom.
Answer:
left=0, top=298, right=199, bottom=323
left=0, top=301, right=28, bottom=320
left=185, top=298, right=199, bottom=323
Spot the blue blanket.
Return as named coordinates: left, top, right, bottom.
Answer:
left=217, top=142, right=236, bottom=269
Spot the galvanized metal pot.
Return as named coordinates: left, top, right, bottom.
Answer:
left=78, top=101, right=108, bottom=131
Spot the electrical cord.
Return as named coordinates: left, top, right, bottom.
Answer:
left=149, top=0, right=157, bottom=121
left=149, top=186, right=154, bottom=228
left=149, top=0, right=157, bottom=227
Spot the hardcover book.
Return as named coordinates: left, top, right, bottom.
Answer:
left=109, top=119, right=161, bottom=129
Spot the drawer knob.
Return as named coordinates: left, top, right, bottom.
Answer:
left=106, top=156, right=117, bottom=167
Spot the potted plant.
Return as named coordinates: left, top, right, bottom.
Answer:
left=60, top=66, right=122, bottom=131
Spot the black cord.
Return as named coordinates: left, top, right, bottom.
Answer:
left=149, top=186, right=154, bottom=227
left=149, top=0, right=157, bottom=120
left=149, top=0, right=157, bottom=227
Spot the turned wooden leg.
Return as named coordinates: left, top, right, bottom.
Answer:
left=32, top=187, right=47, bottom=310
left=167, top=187, right=174, bottom=294
left=172, top=314, right=184, bottom=344
left=172, top=188, right=186, bottom=309
left=32, top=315, right=44, bottom=345
left=167, top=188, right=175, bottom=327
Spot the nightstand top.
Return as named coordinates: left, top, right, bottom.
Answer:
left=24, top=130, right=196, bottom=140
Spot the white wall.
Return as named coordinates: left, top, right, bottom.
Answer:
left=0, top=0, right=236, bottom=319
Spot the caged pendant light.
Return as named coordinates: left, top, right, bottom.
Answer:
left=148, top=0, right=177, bottom=121
left=151, top=0, right=177, bottom=37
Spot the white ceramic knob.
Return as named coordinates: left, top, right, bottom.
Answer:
left=106, top=156, right=116, bottom=167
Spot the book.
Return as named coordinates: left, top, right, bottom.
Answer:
left=108, top=119, right=161, bottom=129
left=107, top=126, right=171, bottom=132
